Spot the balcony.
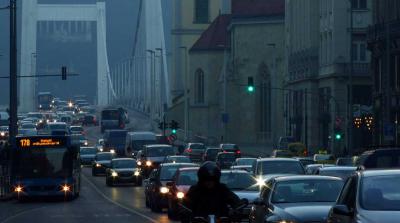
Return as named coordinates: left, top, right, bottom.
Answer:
left=319, top=62, right=370, bottom=77
left=368, top=20, right=400, bottom=42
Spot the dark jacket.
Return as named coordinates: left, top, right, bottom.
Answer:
left=182, top=183, right=240, bottom=220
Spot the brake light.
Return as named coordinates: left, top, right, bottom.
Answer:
left=185, top=148, right=192, bottom=153
left=236, top=150, right=241, bottom=154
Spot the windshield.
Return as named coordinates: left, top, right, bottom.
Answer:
left=146, top=147, right=175, bottom=157
left=271, top=180, right=343, bottom=203
left=96, top=153, right=113, bottom=161
left=360, top=175, right=400, bottom=211
left=102, top=110, right=120, bottom=120
left=221, top=172, right=258, bottom=191
left=236, top=158, right=256, bottom=166
left=258, top=161, right=304, bottom=175
left=112, top=160, right=137, bottom=169
left=160, top=165, right=194, bottom=180
left=15, top=147, right=72, bottom=178
left=177, top=170, right=198, bottom=185
left=21, top=124, right=36, bottom=129
left=319, top=168, right=356, bottom=180
left=80, top=148, right=97, bottom=155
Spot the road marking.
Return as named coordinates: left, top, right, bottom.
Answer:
left=82, top=175, right=158, bottom=223
left=1, top=206, right=47, bottom=223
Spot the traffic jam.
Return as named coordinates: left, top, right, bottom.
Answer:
left=0, top=92, right=398, bottom=223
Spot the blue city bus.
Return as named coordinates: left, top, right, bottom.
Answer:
left=12, top=136, right=81, bottom=200
left=37, top=92, right=54, bottom=111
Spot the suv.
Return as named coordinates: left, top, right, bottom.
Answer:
left=137, top=144, right=176, bottom=177
left=356, top=148, right=400, bottom=169
left=219, top=144, right=241, bottom=158
left=183, top=143, right=206, bottom=162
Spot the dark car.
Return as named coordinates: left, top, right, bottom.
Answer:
left=137, top=144, right=176, bottom=177
left=144, top=163, right=198, bottom=212
left=105, top=158, right=142, bottom=186
left=183, top=143, right=206, bottom=162
left=355, top=148, right=400, bottom=169
left=80, top=147, right=98, bottom=165
left=327, top=169, right=400, bottom=223
left=92, top=152, right=116, bottom=176
left=253, top=158, right=305, bottom=182
left=220, top=143, right=241, bottom=158
left=249, top=175, right=344, bottom=223
left=317, top=166, right=357, bottom=180
left=83, top=114, right=98, bottom=126
left=221, top=170, right=259, bottom=220
left=202, top=147, right=222, bottom=162
left=231, top=157, right=257, bottom=172
left=166, top=167, right=199, bottom=220
left=163, top=155, right=191, bottom=164
left=215, top=152, right=236, bottom=169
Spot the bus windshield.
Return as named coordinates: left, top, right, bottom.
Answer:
left=102, top=110, right=120, bottom=120
left=15, top=147, right=72, bottom=178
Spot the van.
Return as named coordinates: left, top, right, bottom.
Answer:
left=125, top=131, right=157, bottom=156
left=103, top=130, right=128, bottom=156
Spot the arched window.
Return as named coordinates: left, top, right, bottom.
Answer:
left=195, top=69, right=205, bottom=104
left=194, top=0, right=209, bottom=23
left=258, top=63, right=271, bottom=132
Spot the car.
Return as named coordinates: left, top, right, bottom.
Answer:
left=317, top=166, right=357, bottom=180
left=231, top=157, right=257, bottom=172
left=202, top=147, right=222, bottom=162
left=105, top=158, right=142, bottom=186
left=80, top=147, right=98, bottom=165
left=43, top=122, right=69, bottom=135
left=294, top=156, right=315, bottom=166
left=20, top=123, right=36, bottom=130
left=59, top=115, right=73, bottom=125
left=144, top=163, right=198, bottom=212
left=125, top=131, right=157, bottom=156
left=0, top=126, right=9, bottom=140
left=355, top=148, right=400, bottom=169
left=96, top=138, right=105, bottom=152
left=92, top=152, right=116, bottom=176
left=166, top=167, right=199, bottom=219
left=69, top=125, right=84, bottom=135
left=137, top=144, right=177, bottom=177
left=82, top=114, right=98, bottom=126
left=220, top=170, right=259, bottom=219
left=163, top=155, right=192, bottom=164
left=220, top=144, right=241, bottom=158
left=336, top=157, right=354, bottom=166
left=250, top=175, right=344, bottom=223
left=327, top=169, right=400, bottom=223
left=305, top=164, right=335, bottom=175
left=183, top=143, right=206, bottom=162
left=253, top=158, right=305, bottom=181
left=314, top=153, right=335, bottom=164
left=71, top=134, right=88, bottom=147
left=271, top=149, right=293, bottom=158
left=215, top=152, right=236, bottom=169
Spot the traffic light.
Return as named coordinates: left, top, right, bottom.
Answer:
left=61, top=66, right=67, bottom=80
left=247, top=76, right=255, bottom=93
left=170, top=120, right=179, bottom=134
left=334, top=127, right=343, bottom=141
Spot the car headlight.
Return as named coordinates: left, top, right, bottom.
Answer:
left=0, top=132, right=4, bottom=137
left=111, top=171, right=118, bottom=177
left=160, top=187, right=169, bottom=194
left=137, top=161, right=142, bottom=166
left=84, top=141, right=88, bottom=146
left=177, top=191, right=185, bottom=199
left=96, top=163, right=101, bottom=167
left=134, top=171, right=140, bottom=176
left=99, top=148, right=103, bottom=152
left=256, top=177, right=266, bottom=186
left=146, top=161, right=152, bottom=167
left=110, top=149, right=115, bottom=154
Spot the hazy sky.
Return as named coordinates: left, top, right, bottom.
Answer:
left=0, top=0, right=139, bottom=105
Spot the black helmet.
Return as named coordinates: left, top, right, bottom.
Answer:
left=198, top=161, right=221, bottom=182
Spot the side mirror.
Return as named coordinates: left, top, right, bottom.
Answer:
left=253, top=198, right=266, bottom=206
left=332, top=205, right=353, bottom=216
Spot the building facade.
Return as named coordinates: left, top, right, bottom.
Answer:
left=285, top=0, right=373, bottom=155
left=368, top=0, right=400, bottom=145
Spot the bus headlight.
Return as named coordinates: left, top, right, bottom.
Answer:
left=160, top=187, right=169, bottom=194
left=134, top=171, right=140, bottom=176
left=110, top=149, right=115, bottom=154
left=111, top=171, right=118, bottom=177
left=62, top=185, right=70, bottom=192
left=177, top=192, right=185, bottom=199
left=137, top=161, right=142, bottom=166
left=146, top=161, right=152, bottom=167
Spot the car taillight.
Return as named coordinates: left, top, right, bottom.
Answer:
left=236, top=150, right=241, bottom=154
left=185, top=148, right=192, bottom=153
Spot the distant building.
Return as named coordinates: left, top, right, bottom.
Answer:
left=367, top=0, right=400, bottom=145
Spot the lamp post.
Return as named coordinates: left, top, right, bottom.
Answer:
left=348, top=0, right=354, bottom=154
left=146, top=49, right=156, bottom=120
left=180, top=46, right=189, bottom=141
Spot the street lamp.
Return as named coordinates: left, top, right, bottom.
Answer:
left=179, top=46, right=189, bottom=141
left=146, top=49, right=156, bottom=120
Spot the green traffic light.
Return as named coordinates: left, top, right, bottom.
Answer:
left=172, top=129, right=177, bottom=134
left=335, top=134, right=342, bottom=140
left=247, top=86, right=255, bottom=93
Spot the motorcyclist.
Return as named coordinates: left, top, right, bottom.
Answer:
left=180, top=161, right=244, bottom=222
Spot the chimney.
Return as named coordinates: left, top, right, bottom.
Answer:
left=221, top=0, right=231, bottom=14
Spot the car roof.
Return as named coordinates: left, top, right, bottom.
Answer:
left=145, top=144, right=172, bottom=148
left=48, top=122, right=67, bottom=125
left=237, top=157, right=256, bottom=160
left=178, top=167, right=200, bottom=172
left=160, top=163, right=198, bottom=167
left=167, top=155, right=188, bottom=158
left=112, top=158, right=135, bottom=162
left=360, top=169, right=400, bottom=177
left=257, top=158, right=299, bottom=162
left=217, top=152, right=235, bottom=155
left=221, top=169, right=249, bottom=174
left=274, top=175, right=343, bottom=182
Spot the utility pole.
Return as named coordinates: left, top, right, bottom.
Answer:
left=348, top=0, right=354, bottom=155
left=9, top=0, right=17, bottom=147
